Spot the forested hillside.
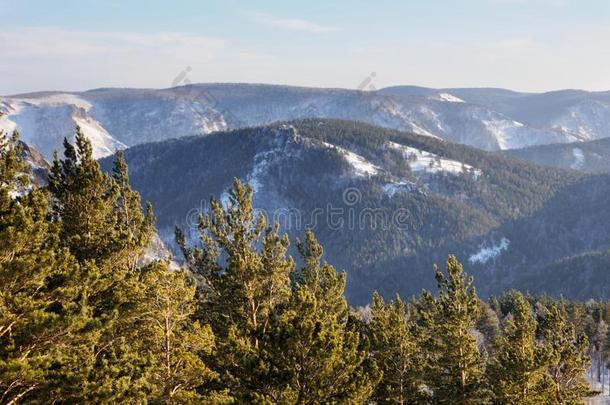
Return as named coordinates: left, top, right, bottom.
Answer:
left=98, top=119, right=610, bottom=304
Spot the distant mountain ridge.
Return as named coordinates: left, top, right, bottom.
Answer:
left=503, top=137, right=610, bottom=173
left=4, top=83, right=610, bottom=159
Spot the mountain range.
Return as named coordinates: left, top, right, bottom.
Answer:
left=6, top=83, right=610, bottom=304
left=5, top=84, right=610, bottom=160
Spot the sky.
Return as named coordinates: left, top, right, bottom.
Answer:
left=1, top=0, right=610, bottom=94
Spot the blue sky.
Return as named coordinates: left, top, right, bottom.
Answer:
left=1, top=0, right=610, bottom=94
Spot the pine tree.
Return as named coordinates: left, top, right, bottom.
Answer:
left=368, top=292, right=427, bottom=404
left=0, top=131, right=79, bottom=403
left=487, top=292, right=549, bottom=404
left=138, top=261, right=230, bottom=404
left=48, top=128, right=120, bottom=263
left=112, top=150, right=155, bottom=270
left=44, top=130, right=158, bottom=402
left=177, top=178, right=294, bottom=400
left=262, top=230, right=380, bottom=404
left=538, top=301, right=591, bottom=404
left=177, top=179, right=292, bottom=340
left=0, top=130, right=27, bottom=193
left=582, top=301, right=608, bottom=386
left=426, top=255, right=488, bottom=404
left=476, top=300, right=500, bottom=355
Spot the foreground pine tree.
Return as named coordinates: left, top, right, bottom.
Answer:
left=112, top=150, right=155, bottom=270
left=262, top=230, right=380, bottom=403
left=177, top=179, right=294, bottom=401
left=178, top=183, right=379, bottom=403
left=0, top=131, right=79, bottom=404
left=426, top=256, right=487, bottom=404
left=138, top=261, right=229, bottom=403
left=1, top=130, right=221, bottom=403
left=368, top=292, right=427, bottom=404
left=487, top=292, right=549, bottom=404
left=49, top=130, right=118, bottom=262
left=539, top=301, right=591, bottom=403
left=45, top=131, right=143, bottom=401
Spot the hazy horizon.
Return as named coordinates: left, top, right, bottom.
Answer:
left=4, top=81, right=610, bottom=98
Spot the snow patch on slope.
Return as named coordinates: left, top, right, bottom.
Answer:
left=246, top=127, right=304, bottom=194
left=383, top=181, right=419, bottom=197
left=438, top=93, right=464, bottom=103
left=72, top=114, right=126, bottom=158
left=480, top=118, right=524, bottom=150
left=0, top=101, right=22, bottom=134
left=321, top=141, right=380, bottom=177
left=388, top=141, right=481, bottom=178
left=469, top=238, right=510, bottom=264
left=247, top=150, right=275, bottom=193
left=570, top=148, right=585, bottom=170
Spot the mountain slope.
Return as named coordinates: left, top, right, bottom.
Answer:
left=0, top=95, right=126, bottom=159
left=521, top=250, right=610, bottom=300
left=503, top=137, right=610, bottom=173
left=448, top=88, right=610, bottom=140
left=380, top=86, right=578, bottom=149
left=99, top=119, right=594, bottom=304
left=18, top=140, right=49, bottom=188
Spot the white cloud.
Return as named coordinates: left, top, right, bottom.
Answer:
left=249, top=12, right=340, bottom=33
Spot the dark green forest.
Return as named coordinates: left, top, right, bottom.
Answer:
left=1, top=129, right=609, bottom=404
left=103, top=119, right=610, bottom=304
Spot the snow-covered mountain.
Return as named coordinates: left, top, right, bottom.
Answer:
left=380, top=87, right=580, bottom=150
left=4, top=83, right=610, bottom=159
left=422, top=87, right=610, bottom=141
left=0, top=94, right=125, bottom=159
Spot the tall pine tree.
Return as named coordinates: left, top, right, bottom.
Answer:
left=138, top=261, right=230, bottom=404
left=0, top=131, right=79, bottom=404
left=177, top=179, right=294, bottom=400
left=425, top=256, right=487, bottom=404
left=45, top=129, right=158, bottom=402
left=368, top=292, right=427, bottom=404
left=487, top=292, right=549, bottom=404
left=48, top=129, right=120, bottom=263
left=538, top=301, right=591, bottom=403
left=262, top=230, right=380, bottom=404
left=112, top=150, right=155, bottom=270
